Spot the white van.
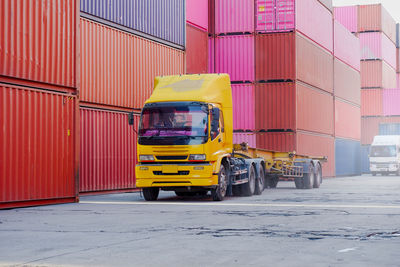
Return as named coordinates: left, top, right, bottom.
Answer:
left=369, top=135, right=400, bottom=176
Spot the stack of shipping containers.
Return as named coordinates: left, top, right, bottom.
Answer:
left=0, top=1, right=79, bottom=208
left=79, top=0, right=185, bottom=194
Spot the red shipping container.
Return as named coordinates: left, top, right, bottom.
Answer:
left=0, top=84, right=78, bottom=209
left=256, top=32, right=333, bottom=93
left=358, top=4, right=396, bottom=44
left=80, top=107, right=139, bottom=193
left=208, top=37, right=215, bottom=73
left=80, top=18, right=185, bottom=109
left=0, top=0, right=78, bottom=90
left=186, top=24, right=208, bottom=74
left=362, top=116, right=400, bottom=145
left=335, top=99, right=361, bottom=140
left=334, top=59, right=361, bottom=105
left=334, top=20, right=360, bottom=72
left=255, top=82, right=334, bottom=135
left=360, top=60, right=397, bottom=89
left=232, top=84, right=255, bottom=130
left=361, top=89, right=383, bottom=116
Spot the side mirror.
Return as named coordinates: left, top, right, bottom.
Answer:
left=212, top=107, right=220, bottom=121
left=128, top=112, right=135, bottom=125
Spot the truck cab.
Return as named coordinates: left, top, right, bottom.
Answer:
left=369, top=135, right=400, bottom=176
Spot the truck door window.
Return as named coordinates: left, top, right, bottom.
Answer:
left=210, top=107, right=220, bottom=140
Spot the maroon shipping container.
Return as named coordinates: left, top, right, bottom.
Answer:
left=335, top=99, right=361, bottom=140
left=361, top=60, right=397, bottom=89
left=80, top=107, right=139, bottom=193
left=255, top=82, right=334, bottom=135
left=361, top=89, right=383, bottom=116
left=362, top=116, right=400, bottom=145
left=334, top=59, right=360, bottom=105
left=256, top=131, right=335, bottom=177
left=0, top=84, right=78, bottom=209
left=0, top=0, right=78, bottom=91
left=256, top=32, right=333, bottom=93
left=186, top=24, right=208, bottom=74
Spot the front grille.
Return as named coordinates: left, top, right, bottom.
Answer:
left=153, top=171, right=190, bottom=176
left=156, top=155, right=188, bottom=160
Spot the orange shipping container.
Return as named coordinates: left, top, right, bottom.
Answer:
left=334, top=59, right=361, bottom=105
left=360, top=60, right=396, bottom=88
left=80, top=18, right=185, bottom=109
left=361, top=89, right=383, bottom=116
left=361, top=116, right=400, bottom=145
left=335, top=99, right=361, bottom=140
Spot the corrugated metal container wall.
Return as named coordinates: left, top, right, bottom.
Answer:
left=255, top=82, right=334, bottom=134
left=0, top=84, right=77, bottom=208
left=215, top=0, right=254, bottom=34
left=334, top=20, right=360, bottom=71
left=397, top=48, right=400, bottom=73
left=0, top=0, right=78, bottom=89
left=334, top=59, right=361, bottom=105
left=379, top=123, right=400, bottom=135
left=232, top=84, right=255, bottom=130
left=361, top=89, right=383, bottom=116
left=208, top=37, right=215, bottom=73
left=318, top=0, right=333, bottom=12
left=186, top=24, right=208, bottom=74
left=358, top=4, right=396, bottom=44
left=186, top=0, right=208, bottom=31
left=335, top=99, right=361, bottom=140
left=397, top=23, right=400, bottom=48
left=233, top=133, right=256, bottom=148
left=208, top=0, right=216, bottom=35
left=360, top=60, right=396, bottom=89
left=80, top=19, right=185, bottom=109
left=334, top=6, right=358, bottom=33
left=215, top=35, right=254, bottom=82
left=383, top=89, right=400, bottom=116
left=80, top=0, right=185, bottom=48
left=361, top=145, right=370, bottom=173
left=397, top=73, right=400, bottom=89
left=256, top=132, right=297, bottom=152
left=359, top=32, right=397, bottom=69
left=335, top=138, right=361, bottom=176
left=361, top=116, right=400, bottom=145
left=80, top=108, right=139, bottom=193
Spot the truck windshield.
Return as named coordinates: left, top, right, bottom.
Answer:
left=138, top=103, right=208, bottom=145
left=370, top=145, right=397, bottom=157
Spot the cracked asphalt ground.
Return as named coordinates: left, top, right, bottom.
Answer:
left=1, top=175, right=400, bottom=267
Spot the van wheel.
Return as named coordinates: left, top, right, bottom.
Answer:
left=143, top=188, right=159, bottom=201
left=242, top=165, right=256, bottom=196
left=254, top=167, right=265, bottom=195
left=212, top=164, right=228, bottom=201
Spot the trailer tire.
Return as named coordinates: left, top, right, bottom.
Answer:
left=267, top=177, right=279, bottom=188
left=294, top=177, right=304, bottom=189
left=313, top=163, right=322, bottom=188
left=303, top=163, right=315, bottom=189
left=254, top=166, right=265, bottom=195
left=143, top=188, right=159, bottom=201
left=212, top=164, right=228, bottom=201
left=242, top=165, right=256, bottom=196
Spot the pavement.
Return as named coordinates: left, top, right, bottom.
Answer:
left=1, top=175, right=400, bottom=267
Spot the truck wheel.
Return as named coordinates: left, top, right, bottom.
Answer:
left=212, top=164, right=228, bottom=201
left=242, top=165, right=256, bottom=196
left=303, top=164, right=315, bottom=189
left=232, top=185, right=242, bottom=196
left=313, top=163, right=322, bottom=188
left=267, top=177, right=279, bottom=188
left=143, top=188, right=159, bottom=201
left=254, top=166, right=265, bottom=195
left=294, top=177, right=304, bottom=189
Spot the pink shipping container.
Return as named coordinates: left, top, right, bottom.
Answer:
left=397, top=48, right=400, bottom=72
left=0, top=0, right=78, bottom=91
left=383, top=89, right=400, bottom=116
left=397, top=73, right=400, bottom=89
left=208, top=37, right=215, bottom=73
left=334, top=20, right=360, bottom=71
left=362, top=116, right=400, bottom=145
left=335, top=99, right=361, bottom=140
left=334, top=59, right=361, bottom=105
left=334, top=6, right=358, bottom=33
left=359, top=32, right=397, bottom=70
left=80, top=18, right=185, bottom=109
left=80, top=107, right=139, bottom=193
left=361, top=89, right=383, bottom=116
left=0, top=84, right=78, bottom=209
left=256, top=0, right=333, bottom=53
left=215, top=35, right=255, bottom=82
left=361, top=60, right=397, bottom=89
left=186, top=0, right=208, bottom=31
left=232, top=84, right=255, bottom=130
left=215, top=0, right=254, bottom=34
left=233, top=133, right=256, bottom=148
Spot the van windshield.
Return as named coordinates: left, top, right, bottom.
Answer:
left=370, top=145, right=397, bottom=157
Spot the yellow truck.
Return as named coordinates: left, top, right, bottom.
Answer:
left=129, top=74, right=326, bottom=201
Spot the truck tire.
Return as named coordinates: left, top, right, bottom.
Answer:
left=267, top=177, right=279, bottom=188
left=303, top=163, right=315, bottom=189
left=313, top=163, right=322, bottom=188
left=232, top=185, right=242, bottom=196
left=294, top=177, right=304, bottom=189
left=254, top=166, right=265, bottom=195
left=242, top=165, right=256, bottom=196
left=212, top=164, right=228, bottom=201
left=143, top=188, right=159, bottom=201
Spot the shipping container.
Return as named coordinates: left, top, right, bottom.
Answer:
left=256, top=131, right=335, bottom=177
left=80, top=107, right=139, bottom=193
left=214, top=35, right=254, bottom=82
left=215, top=0, right=254, bottom=34
left=0, top=0, right=78, bottom=90
left=256, top=32, right=333, bottom=93
left=80, top=0, right=185, bottom=48
left=335, top=138, right=361, bottom=176
left=361, top=89, right=383, bottom=116
left=397, top=73, right=400, bottom=89
left=334, top=59, right=361, bottom=105
left=361, top=116, right=400, bottom=145
left=318, top=0, right=333, bottom=12
left=397, top=23, right=400, bottom=48
left=208, top=0, right=216, bottom=35
left=360, top=60, right=397, bottom=89
left=80, top=18, right=185, bottom=109
left=379, top=123, right=400, bottom=135
left=233, top=133, right=256, bottom=148
left=333, top=20, right=360, bottom=72
left=361, top=145, right=371, bottom=173
left=187, top=0, right=208, bottom=31
left=232, top=84, right=255, bottom=130
left=335, top=99, right=361, bottom=140
left=255, top=82, right=334, bottom=135
left=383, top=89, right=400, bottom=116
left=359, top=32, right=397, bottom=69
left=334, top=6, right=358, bottom=33
left=358, top=4, right=396, bottom=44
left=397, top=48, right=400, bottom=73
left=208, top=37, right=215, bottom=73
left=186, top=24, right=208, bottom=74
left=0, top=84, right=78, bottom=209
left=256, top=0, right=333, bottom=53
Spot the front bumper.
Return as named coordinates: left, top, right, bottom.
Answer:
left=370, top=164, right=399, bottom=172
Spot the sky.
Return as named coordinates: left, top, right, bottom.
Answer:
left=333, top=0, right=400, bottom=23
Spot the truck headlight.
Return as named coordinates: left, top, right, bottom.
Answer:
left=139, top=155, right=155, bottom=161
left=189, top=154, right=206, bottom=161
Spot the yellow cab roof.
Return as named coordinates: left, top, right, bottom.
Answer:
left=145, top=74, right=232, bottom=108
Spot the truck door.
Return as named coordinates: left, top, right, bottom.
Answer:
left=210, top=107, right=225, bottom=156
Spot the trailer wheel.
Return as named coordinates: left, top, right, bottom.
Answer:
left=143, top=188, right=159, bottom=201
left=242, top=165, right=256, bottom=196
left=313, top=163, right=322, bottom=188
left=303, top=163, right=315, bottom=189
left=267, top=177, right=279, bottom=188
left=254, top=166, right=265, bottom=195
left=294, top=177, right=304, bottom=189
left=212, top=164, right=228, bottom=201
